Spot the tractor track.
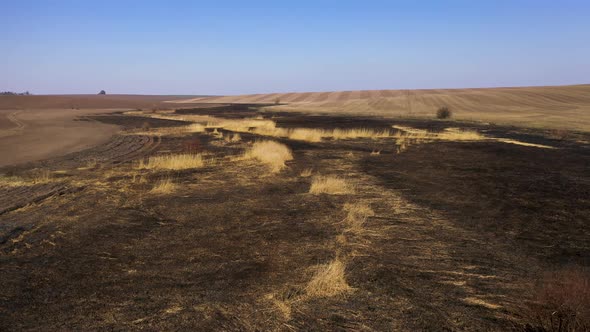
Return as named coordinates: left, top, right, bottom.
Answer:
left=0, top=182, right=74, bottom=217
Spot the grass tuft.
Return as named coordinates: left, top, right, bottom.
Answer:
left=305, top=259, right=353, bottom=298
left=343, top=202, right=375, bottom=234
left=331, top=128, right=391, bottom=139
left=0, top=169, right=53, bottom=187
left=137, top=154, right=206, bottom=170
left=150, top=178, right=177, bottom=194
left=300, top=168, right=313, bottom=177
left=224, top=132, right=241, bottom=143
left=243, top=141, right=293, bottom=173
left=309, top=176, right=355, bottom=195
left=288, top=128, right=324, bottom=142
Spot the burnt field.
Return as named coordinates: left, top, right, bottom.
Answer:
left=1, top=105, right=589, bottom=331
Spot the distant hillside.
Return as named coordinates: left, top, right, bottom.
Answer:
left=172, top=85, right=590, bottom=131
left=0, top=94, right=208, bottom=110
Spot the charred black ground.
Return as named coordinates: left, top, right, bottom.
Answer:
left=1, top=104, right=589, bottom=331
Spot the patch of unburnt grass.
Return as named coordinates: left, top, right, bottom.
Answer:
left=137, top=154, right=206, bottom=170
left=300, top=168, right=313, bottom=177
left=241, top=140, right=293, bottom=173
left=0, top=169, right=54, bottom=187
left=254, top=126, right=393, bottom=142
left=305, top=258, right=353, bottom=298
left=393, top=126, right=483, bottom=141
left=149, top=177, right=177, bottom=194
left=287, top=128, right=323, bottom=142
left=391, top=125, right=485, bottom=154
left=309, top=175, right=355, bottom=195
left=223, top=132, right=241, bottom=143
left=126, top=122, right=206, bottom=137
left=343, top=202, right=375, bottom=235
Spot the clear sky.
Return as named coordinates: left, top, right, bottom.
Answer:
left=1, top=0, right=589, bottom=95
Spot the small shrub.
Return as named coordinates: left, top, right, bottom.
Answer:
left=436, top=106, right=452, bottom=119
left=521, top=267, right=590, bottom=332
left=549, top=129, right=571, bottom=141
left=274, top=97, right=281, bottom=105
left=141, top=121, right=151, bottom=132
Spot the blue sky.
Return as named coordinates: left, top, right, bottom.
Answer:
left=1, top=1, right=589, bottom=95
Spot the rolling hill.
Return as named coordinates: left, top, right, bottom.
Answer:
left=173, top=84, right=590, bottom=131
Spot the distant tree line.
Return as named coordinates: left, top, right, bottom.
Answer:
left=0, top=91, right=32, bottom=96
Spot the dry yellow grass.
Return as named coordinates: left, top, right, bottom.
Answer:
left=305, top=259, right=353, bottom=298
left=137, top=154, right=205, bottom=170
left=0, top=169, right=53, bottom=187
left=391, top=125, right=429, bottom=135
left=331, top=128, right=392, bottom=139
left=495, top=138, right=555, bottom=149
left=463, top=297, right=502, bottom=310
left=77, top=158, right=98, bottom=170
left=208, top=118, right=277, bottom=133
left=343, top=202, right=375, bottom=234
left=309, top=176, right=355, bottom=195
left=265, top=293, right=295, bottom=319
left=0, top=175, right=29, bottom=187
left=300, top=168, right=313, bottom=177
left=137, top=113, right=394, bottom=142
left=392, top=126, right=486, bottom=154
left=162, top=115, right=393, bottom=142
left=287, top=128, right=323, bottom=142
left=393, top=126, right=484, bottom=141
left=437, top=128, right=485, bottom=141
left=184, top=123, right=206, bottom=133
left=393, top=125, right=555, bottom=149
left=128, top=123, right=206, bottom=137
left=256, top=126, right=393, bottom=142
left=131, top=173, right=147, bottom=184
left=150, top=178, right=177, bottom=194
left=224, top=132, right=241, bottom=143
left=242, top=141, right=293, bottom=173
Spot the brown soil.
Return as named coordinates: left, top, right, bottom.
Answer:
left=0, top=94, right=205, bottom=110
left=0, top=109, right=122, bottom=167
left=0, top=95, right=211, bottom=167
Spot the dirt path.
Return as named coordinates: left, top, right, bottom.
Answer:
left=0, top=111, right=25, bottom=136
